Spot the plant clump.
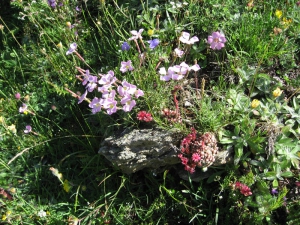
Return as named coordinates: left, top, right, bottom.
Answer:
left=178, top=128, right=218, bottom=173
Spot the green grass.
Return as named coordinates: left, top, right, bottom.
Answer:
left=0, top=0, right=300, bottom=224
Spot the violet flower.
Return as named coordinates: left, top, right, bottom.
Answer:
left=66, top=43, right=77, bottom=55
left=24, top=125, right=32, bottom=134
left=89, top=97, right=103, bottom=114
left=147, top=39, right=160, bottom=49
left=78, top=90, right=88, bottom=104
left=207, top=31, right=227, bottom=50
left=47, top=0, right=57, bottom=8
left=271, top=188, right=278, bottom=195
left=121, top=42, right=130, bottom=51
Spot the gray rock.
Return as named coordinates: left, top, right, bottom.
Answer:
left=98, top=128, right=183, bottom=174
left=98, top=128, right=233, bottom=175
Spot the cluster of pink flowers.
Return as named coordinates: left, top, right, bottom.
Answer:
left=235, top=182, right=252, bottom=196
left=178, top=128, right=201, bottom=174
left=137, top=111, right=153, bottom=122
left=77, top=68, right=144, bottom=115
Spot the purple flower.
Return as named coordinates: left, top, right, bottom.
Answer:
left=98, top=70, right=116, bottom=89
left=179, top=32, right=199, bottom=45
left=86, top=75, right=98, bottom=92
left=117, top=81, right=137, bottom=96
left=121, top=42, right=130, bottom=51
left=75, top=6, right=81, bottom=11
left=120, top=95, right=136, bottom=112
left=271, top=188, right=278, bottom=195
left=207, top=31, right=227, bottom=50
left=120, top=60, right=134, bottom=73
left=24, top=125, right=32, bottom=134
left=78, top=90, right=88, bottom=104
left=89, top=97, right=103, bottom=114
left=102, top=98, right=118, bottom=115
left=47, top=0, right=57, bottom=8
left=147, top=39, right=160, bottom=49
left=66, top=43, right=77, bottom=55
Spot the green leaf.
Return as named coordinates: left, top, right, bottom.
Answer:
left=281, top=171, right=294, bottom=177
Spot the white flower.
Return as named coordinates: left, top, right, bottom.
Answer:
left=38, top=210, right=47, bottom=218
left=128, top=29, right=144, bottom=41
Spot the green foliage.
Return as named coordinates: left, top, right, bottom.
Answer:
left=0, top=0, right=300, bottom=224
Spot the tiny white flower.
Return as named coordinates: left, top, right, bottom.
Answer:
left=38, top=210, right=47, bottom=218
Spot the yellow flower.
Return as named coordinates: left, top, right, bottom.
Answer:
left=8, top=187, right=16, bottom=194
left=275, top=9, right=283, bottom=19
left=63, top=179, right=71, bottom=193
left=251, top=99, right=260, bottom=108
left=7, top=124, right=17, bottom=134
left=0, top=116, right=4, bottom=124
left=2, top=215, right=6, bottom=221
left=57, top=42, right=63, bottom=48
left=273, top=87, right=283, bottom=98
left=281, top=17, right=292, bottom=28
left=6, top=211, right=11, bottom=216
left=24, top=95, right=30, bottom=102
left=147, top=29, right=154, bottom=36
left=66, top=22, right=72, bottom=28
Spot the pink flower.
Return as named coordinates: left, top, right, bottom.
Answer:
left=179, top=32, right=199, bottom=45
left=137, top=111, right=153, bottom=122
left=192, top=153, right=201, bottom=162
left=207, top=31, right=227, bottom=50
left=235, top=182, right=252, bottom=196
left=120, top=60, right=134, bottom=73
left=15, top=93, right=21, bottom=100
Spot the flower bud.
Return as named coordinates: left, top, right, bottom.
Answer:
left=273, top=87, right=283, bottom=98
left=251, top=99, right=260, bottom=108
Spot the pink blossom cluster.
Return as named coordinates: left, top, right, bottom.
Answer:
left=235, top=182, right=252, bottom=196
left=178, top=128, right=201, bottom=174
left=159, top=62, right=200, bottom=81
left=77, top=68, right=144, bottom=115
left=137, top=111, right=153, bottom=122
